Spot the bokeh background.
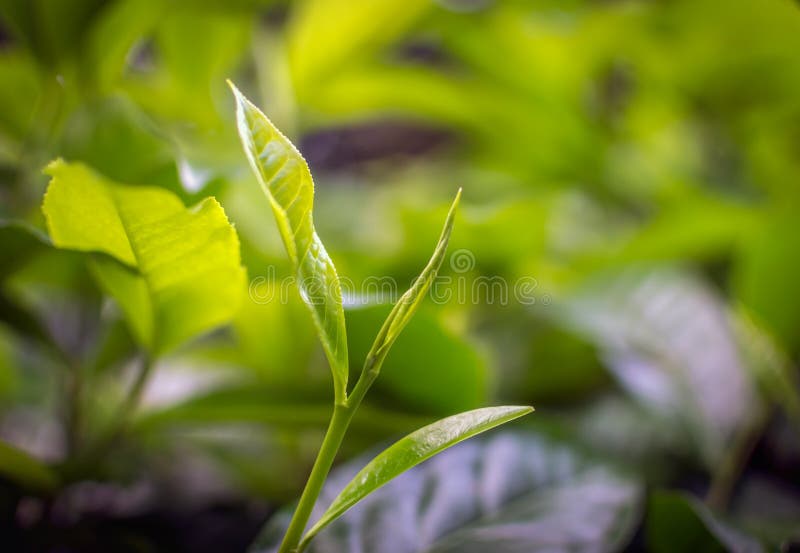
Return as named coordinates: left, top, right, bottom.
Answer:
left=1, top=0, right=799, bottom=551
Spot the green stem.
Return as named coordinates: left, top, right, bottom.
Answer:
left=77, top=355, right=153, bottom=470
left=279, top=354, right=384, bottom=552
left=278, top=404, right=354, bottom=553
left=64, top=362, right=84, bottom=454
left=122, top=355, right=154, bottom=417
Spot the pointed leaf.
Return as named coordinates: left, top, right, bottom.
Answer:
left=300, top=405, right=532, bottom=549
left=230, top=82, right=349, bottom=401
left=42, top=160, right=245, bottom=354
left=347, top=305, right=488, bottom=413
left=364, top=190, right=460, bottom=376
left=251, top=431, right=641, bottom=553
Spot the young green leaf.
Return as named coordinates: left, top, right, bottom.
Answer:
left=252, top=431, right=641, bottom=553
left=299, top=405, right=533, bottom=550
left=229, top=81, right=349, bottom=403
left=42, top=159, right=245, bottom=354
left=361, top=189, right=460, bottom=380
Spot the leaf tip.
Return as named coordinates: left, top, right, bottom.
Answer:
left=227, top=80, right=249, bottom=112
left=42, top=157, right=65, bottom=177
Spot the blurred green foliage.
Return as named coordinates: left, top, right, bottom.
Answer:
left=0, top=0, right=799, bottom=551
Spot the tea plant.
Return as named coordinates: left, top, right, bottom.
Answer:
left=229, top=82, right=533, bottom=553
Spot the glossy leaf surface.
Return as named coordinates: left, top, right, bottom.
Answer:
left=230, top=82, right=349, bottom=401
left=300, top=406, right=532, bottom=548
left=252, top=431, right=641, bottom=553
left=42, top=160, right=245, bottom=353
left=360, top=190, right=459, bottom=378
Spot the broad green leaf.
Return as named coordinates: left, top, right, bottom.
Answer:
left=42, top=159, right=245, bottom=354
left=252, top=431, right=641, bottom=553
left=60, top=97, right=182, bottom=195
left=88, top=253, right=153, bottom=347
left=230, top=82, right=349, bottom=402
left=360, top=190, right=460, bottom=378
left=0, top=439, right=58, bottom=491
left=647, top=492, right=765, bottom=553
left=300, top=405, right=533, bottom=549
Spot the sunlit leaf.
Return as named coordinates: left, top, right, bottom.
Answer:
left=299, top=406, right=532, bottom=549
left=252, top=431, right=641, bottom=553
left=42, top=159, right=245, bottom=354
left=361, top=190, right=459, bottom=377
left=230, top=82, right=349, bottom=402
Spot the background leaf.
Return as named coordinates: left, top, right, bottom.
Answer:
left=559, top=267, right=760, bottom=467
left=346, top=305, right=488, bottom=414
left=647, top=491, right=765, bottom=553
left=42, top=159, right=245, bottom=354
left=0, top=439, right=59, bottom=491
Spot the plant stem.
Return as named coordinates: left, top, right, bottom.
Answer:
left=122, top=355, right=154, bottom=418
left=64, top=362, right=84, bottom=454
left=279, top=354, right=385, bottom=552
left=77, top=355, right=153, bottom=471
left=278, top=404, right=354, bottom=553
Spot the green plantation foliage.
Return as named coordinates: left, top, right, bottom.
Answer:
left=0, top=0, right=799, bottom=551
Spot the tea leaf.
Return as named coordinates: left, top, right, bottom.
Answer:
left=299, top=405, right=532, bottom=549
left=252, top=430, right=640, bottom=553
left=362, top=190, right=460, bottom=378
left=42, top=159, right=245, bottom=354
left=230, top=82, right=349, bottom=403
